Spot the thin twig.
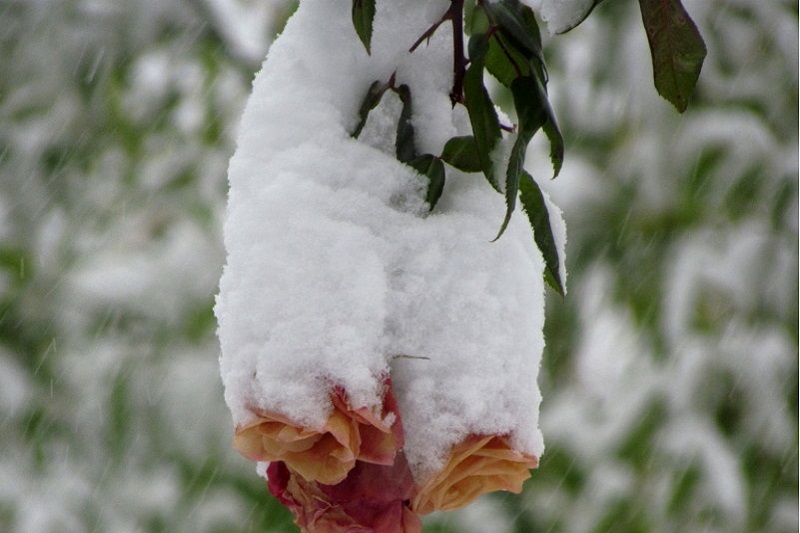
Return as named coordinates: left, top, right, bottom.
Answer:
left=450, top=0, right=466, bottom=105
left=407, top=1, right=467, bottom=106
left=409, top=10, right=452, bottom=53
left=391, top=354, right=431, bottom=361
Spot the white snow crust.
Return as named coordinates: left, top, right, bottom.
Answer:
left=522, top=0, right=597, bottom=34
left=216, top=0, right=556, bottom=478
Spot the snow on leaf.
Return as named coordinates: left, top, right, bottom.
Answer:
left=494, top=76, right=547, bottom=241
left=519, top=171, right=564, bottom=295
left=409, top=154, right=446, bottom=211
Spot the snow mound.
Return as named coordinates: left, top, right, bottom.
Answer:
left=522, top=0, right=597, bottom=34
left=216, top=0, right=555, bottom=478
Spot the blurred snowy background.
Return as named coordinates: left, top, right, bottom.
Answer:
left=0, top=0, right=796, bottom=532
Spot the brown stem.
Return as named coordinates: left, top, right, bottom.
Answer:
left=407, top=1, right=466, bottom=107
left=409, top=10, right=452, bottom=53
left=450, top=0, right=466, bottom=106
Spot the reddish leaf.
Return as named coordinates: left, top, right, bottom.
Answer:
left=638, top=0, right=706, bottom=112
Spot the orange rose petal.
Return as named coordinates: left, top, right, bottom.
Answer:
left=261, top=424, right=321, bottom=454
left=233, top=407, right=358, bottom=484
left=287, top=434, right=356, bottom=484
left=412, top=435, right=538, bottom=515
left=274, top=435, right=318, bottom=453
left=331, top=387, right=402, bottom=466
left=353, top=406, right=400, bottom=466
left=233, top=379, right=403, bottom=485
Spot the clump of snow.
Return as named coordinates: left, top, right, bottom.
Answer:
left=216, top=0, right=554, bottom=479
left=522, top=0, right=597, bottom=34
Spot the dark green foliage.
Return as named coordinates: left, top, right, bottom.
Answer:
left=394, top=84, right=416, bottom=163
left=440, top=136, right=482, bottom=173
left=464, top=33, right=503, bottom=190
left=482, top=1, right=563, bottom=180
left=353, top=82, right=447, bottom=211
left=346, top=0, right=700, bottom=296
left=351, top=0, right=376, bottom=54
left=410, top=154, right=447, bottom=210
left=485, top=31, right=530, bottom=87
left=542, top=107, right=564, bottom=178
left=495, top=77, right=548, bottom=242
left=519, top=171, right=564, bottom=294
left=638, top=0, right=707, bottom=112
left=482, top=0, right=544, bottom=63
left=347, top=0, right=581, bottom=290
left=352, top=79, right=391, bottom=138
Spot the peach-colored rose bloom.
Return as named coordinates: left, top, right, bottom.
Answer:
left=234, top=379, right=538, bottom=528
left=412, top=435, right=538, bottom=515
left=233, top=381, right=402, bottom=485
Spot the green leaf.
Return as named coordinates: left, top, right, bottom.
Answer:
left=494, top=77, right=548, bottom=240
left=464, top=34, right=502, bottom=191
left=351, top=0, right=376, bottom=55
left=481, top=5, right=562, bottom=178
left=493, top=139, right=522, bottom=241
left=394, top=84, right=416, bottom=163
left=638, top=0, right=706, bottom=112
left=441, top=136, right=482, bottom=173
left=496, top=49, right=562, bottom=178
left=482, top=1, right=550, bottom=95
left=519, top=171, right=564, bottom=295
left=543, top=118, right=564, bottom=178
left=465, top=1, right=488, bottom=35
left=409, top=154, right=446, bottom=210
left=530, top=74, right=564, bottom=177
left=485, top=31, right=530, bottom=88
left=467, top=31, right=490, bottom=70
left=482, top=0, right=543, bottom=65
left=352, top=79, right=390, bottom=138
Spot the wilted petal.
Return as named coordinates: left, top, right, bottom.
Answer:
left=268, top=462, right=348, bottom=530
left=412, top=435, right=538, bottom=515
left=268, top=455, right=421, bottom=533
